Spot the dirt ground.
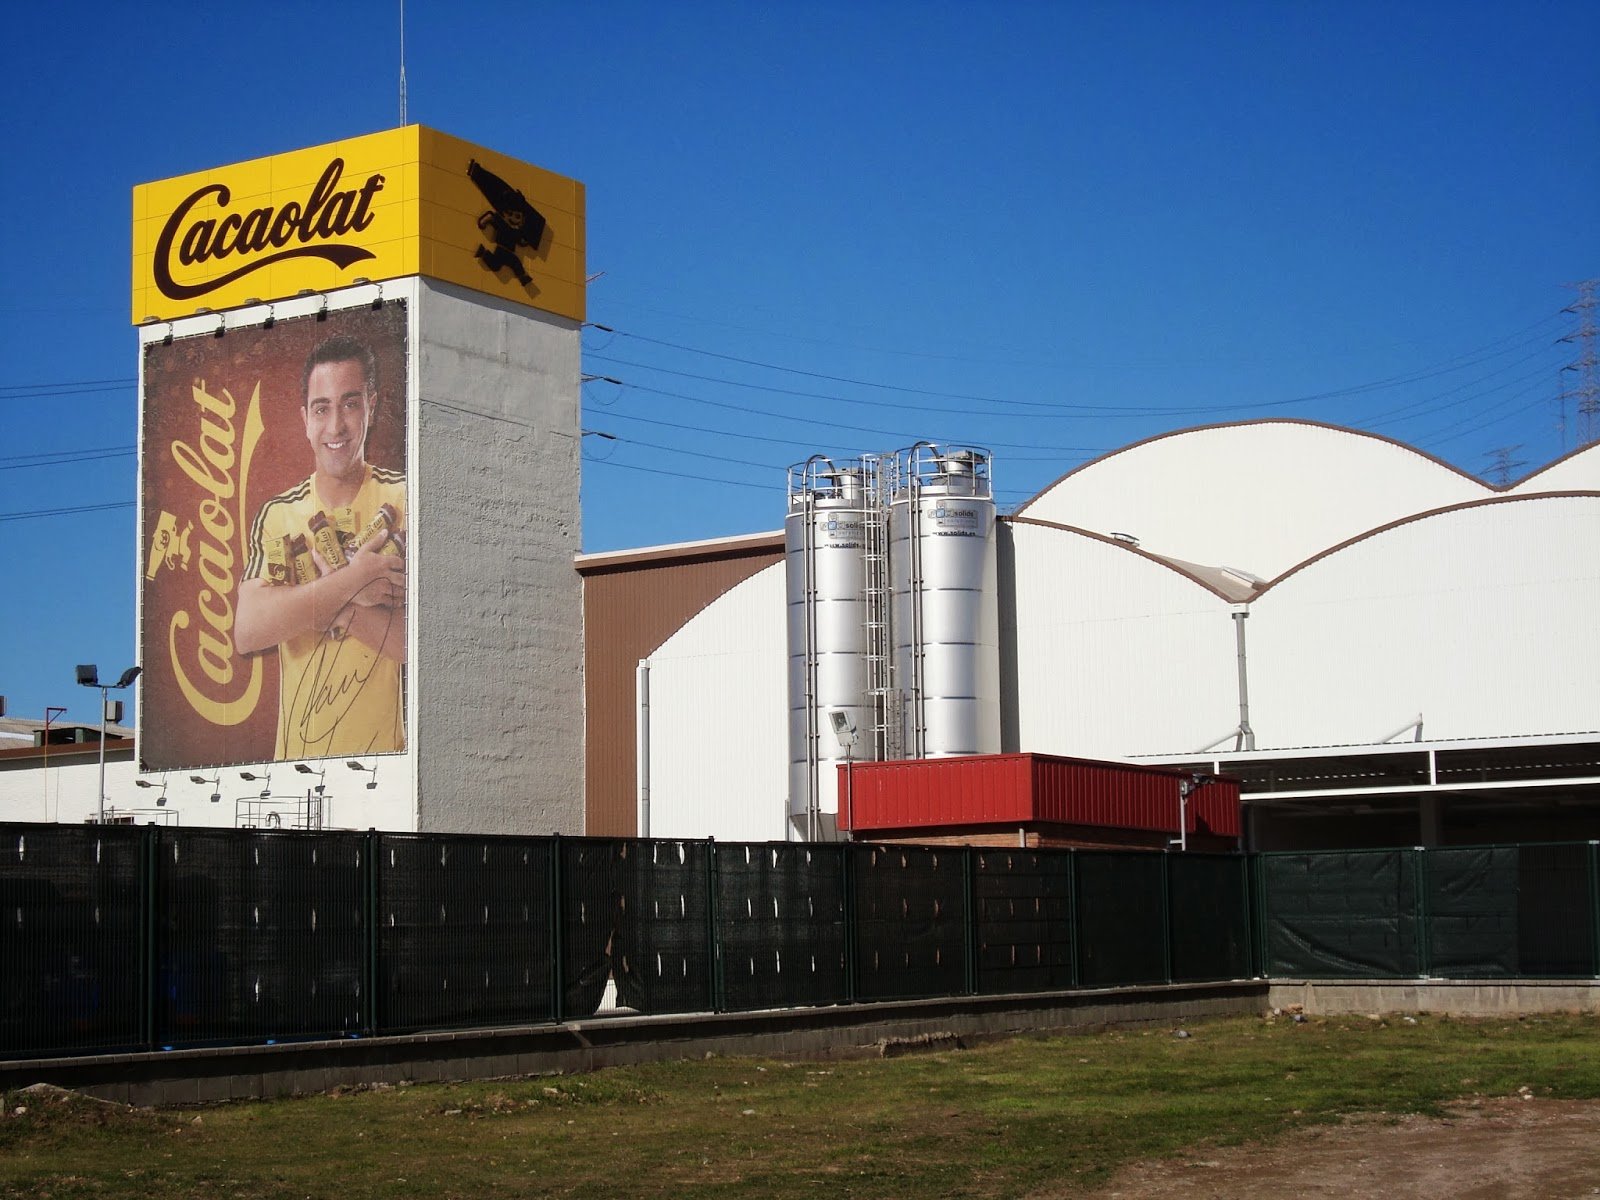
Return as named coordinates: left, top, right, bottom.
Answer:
left=1089, top=1098, right=1600, bottom=1199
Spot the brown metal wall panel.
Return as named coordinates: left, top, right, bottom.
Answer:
left=579, top=538, right=783, bottom=837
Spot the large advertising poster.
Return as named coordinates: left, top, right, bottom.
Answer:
left=140, top=302, right=409, bottom=771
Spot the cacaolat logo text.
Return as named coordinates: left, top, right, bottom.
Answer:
left=153, top=159, right=385, bottom=301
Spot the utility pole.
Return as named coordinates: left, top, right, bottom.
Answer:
left=1559, top=280, right=1598, bottom=449
left=1485, top=444, right=1527, bottom=486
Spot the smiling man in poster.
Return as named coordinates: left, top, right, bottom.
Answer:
left=235, top=331, right=408, bottom=759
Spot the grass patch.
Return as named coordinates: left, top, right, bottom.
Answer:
left=2, top=1013, right=1598, bottom=1198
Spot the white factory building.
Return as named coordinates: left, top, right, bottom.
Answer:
left=632, top=419, right=1600, bottom=849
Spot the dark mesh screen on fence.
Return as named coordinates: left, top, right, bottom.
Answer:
left=6, top=819, right=1597, bottom=1062
left=1262, top=849, right=1420, bottom=977
left=973, top=849, right=1074, bottom=994
left=716, top=842, right=847, bottom=1011
left=1516, top=843, right=1596, bottom=977
left=851, top=844, right=968, bottom=1001
left=559, top=839, right=713, bottom=1018
left=377, top=835, right=554, bottom=1032
left=0, top=824, right=143, bottom=1058
left=157, top=830, right=365, bottom=1045
left=1169, top=854, right=1252, bottom=982
left=1076, top=851, right=1167, bottom=986
left=1427, top=846, right=1519, bottom=977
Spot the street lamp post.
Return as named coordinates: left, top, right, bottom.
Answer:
left=41, top=705, right=67, bottom=821
left=76, top=664, right=142, bottom=824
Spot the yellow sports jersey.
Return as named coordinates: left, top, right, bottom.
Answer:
left=244, top=465, right=407, bottom=759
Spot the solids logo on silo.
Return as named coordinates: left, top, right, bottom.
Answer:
left=152, top=159, right=386, bottom=301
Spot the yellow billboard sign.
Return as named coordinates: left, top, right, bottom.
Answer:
left=132, top=126, right=584, bottom=324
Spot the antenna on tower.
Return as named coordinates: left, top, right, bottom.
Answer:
left=398, top=0, right=408, bottom=126
left=1558, top=279, right=1598, bottom=448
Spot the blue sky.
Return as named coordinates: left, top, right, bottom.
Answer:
left=1, top=1, right=1596, bottom=723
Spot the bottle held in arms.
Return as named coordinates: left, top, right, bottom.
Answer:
left=309, top=511, right=348, bottom=569
left=356, top=503, right=405, bottom=559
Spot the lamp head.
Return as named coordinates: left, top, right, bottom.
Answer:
left=114, top=666, right=143, bottom=689
left=76, top=664, right=100, bottom=687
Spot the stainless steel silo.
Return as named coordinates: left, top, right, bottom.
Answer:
left=887, top=444, right=1000, bottom=760
left=785, top=457, right=876, bottom=839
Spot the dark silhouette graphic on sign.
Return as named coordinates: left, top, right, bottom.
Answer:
left=467, top=159, right=547, bottom=287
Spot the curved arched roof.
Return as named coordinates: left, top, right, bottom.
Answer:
left=1245, top=492, right=1600, bottom=746
left=1510, top=440, right=1600, bottom=494
left=1016, top=419, right=1493, bottom=580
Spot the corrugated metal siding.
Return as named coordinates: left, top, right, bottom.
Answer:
left=1031, top=756, right=1192, bottom=833
left=579, top=538, right=783, bottom=837
left=840, top=756, right=1033, bottom=829
left=840, top=752, right=1240, bottom=838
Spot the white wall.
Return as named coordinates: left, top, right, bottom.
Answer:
left=0, top=746, right=414, bottom=830
left=1008, top=522, right=1241, bottom=759
left=1512, top=442, right=1600, bottom=494
left=1018, top=421, right=1490, bottom=580
left=643, top=564, right=788, bottom=843
left=1247, top=495, right=1600, bottom=746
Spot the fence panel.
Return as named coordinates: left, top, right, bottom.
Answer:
left=851, top=844, right=968, bottom=1001
left=0, top=824, right=144, bottom=1058
left=1076, top=851, right=1168, bottom=986
left=376, top=834, right=554, bottom=1033
left=716, top=842, right=848, bottom=1011
left=156, top=829, right=365, bottom=1045
left=972, top=848, right=1074, bottom=994
left=1168, top=853, right=1252, bottom=982
left=559, top=838, right=712, bottom=1018
left=1260, top=849, right=1420, bottom=977
left=1427, top=846, right=1518, bottom=977
left=1515, top=843, right=1596, bottom=977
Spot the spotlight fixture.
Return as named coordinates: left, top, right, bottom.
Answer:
left=294, top=762, right=328, bottom=795
left=346, top=760, right=379, bottom=790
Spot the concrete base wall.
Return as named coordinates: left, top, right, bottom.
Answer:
left=1269, top=979, right=1600, bottom=1017
left=0, top=981, right=1264, bottom=1107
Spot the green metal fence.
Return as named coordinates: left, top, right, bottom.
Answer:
left=4, top=823, right=1596, bottom=1062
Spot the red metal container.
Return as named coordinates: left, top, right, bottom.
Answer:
left=836, top=752, right=1240, bottom=839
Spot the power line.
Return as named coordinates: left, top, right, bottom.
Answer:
left=0, top=376, right=135, bottom=392
left=0, top=500, right=135, bottom=523
left=586, top=311, right=1567, bottom=418
left=592, top=377, right=1107, bottom=453
left=0, top=448, right=136, bottom=471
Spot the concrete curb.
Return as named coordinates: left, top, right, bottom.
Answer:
left=0, top=980, right=1266, bottom=1106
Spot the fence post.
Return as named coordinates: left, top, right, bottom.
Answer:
left=363, top=829, right=379, bottom=1037
left=1251, top=854, right=1269, bottom=979
left=140, top=825, right=160, bottom=1051
left=1238, top=854, right=1256, bottom=980
left=1160, top=850, right=1174, bottom=985
left=1589, top=842, right=1600, bottom=979
left=841, top=843, right=858, bottom=1005
left=705, top=837, right=721, bottom=1013
left=1066, top=849, right=1081, bottom=989
left=549, top=834, right=564, bottom=1022
left=1413, top=846, right=1431, bottom=979
left=962, top=846, right=978, bottom=996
